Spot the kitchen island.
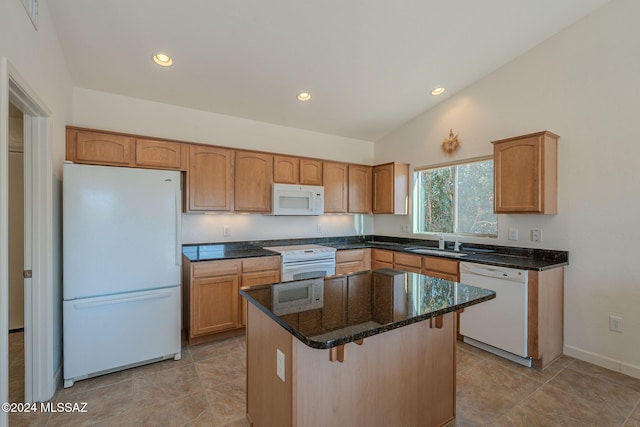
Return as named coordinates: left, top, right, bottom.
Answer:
left=240, top=269, right=495, bottom=427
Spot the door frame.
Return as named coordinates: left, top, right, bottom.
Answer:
left=1, top=57, right=55, bottom=424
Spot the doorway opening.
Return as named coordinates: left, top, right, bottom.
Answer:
left=8, top=101, right=25, bottom=402
left=1, top=58, right=57, bottom=427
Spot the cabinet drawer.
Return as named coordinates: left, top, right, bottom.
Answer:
left=394, top=253, right=422, bottom=269
left=371, top=249, right=394, bottom=263
left=336, top=249, right=368, bottom=263
left=336, top=261, right=366, bottom=275
left=242, top=271, right=280, bottom=288
left=422, top=256, right=459, bottom=275
left=192, top=260, right=240, bottom=278
left=242, top=256, right=281, bottom=273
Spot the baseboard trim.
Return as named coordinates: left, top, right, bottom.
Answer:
left=564, top=344, right=640, bottom=380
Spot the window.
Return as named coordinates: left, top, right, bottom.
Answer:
left=414, top=157, right=497, bottom=236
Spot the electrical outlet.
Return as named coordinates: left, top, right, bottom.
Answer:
left=531, top=228, right=542, bottom=242
left=317, top=224, right=322, bottom=234
left=609, top=315, right=624, bottom=333
left=401, top=224, right=410, bottom=233
left=276, top=349, right=285, bottom=381
left=508, top=227, right=519, bottom=241
left=223, top=225, right=230, bottom=237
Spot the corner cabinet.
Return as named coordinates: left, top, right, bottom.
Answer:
left=372, top=162, right=410, bottom=214
left=493, top=131, right=559, bottom=214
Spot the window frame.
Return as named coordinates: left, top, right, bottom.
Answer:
left=413, top=155, right=497, bottom=238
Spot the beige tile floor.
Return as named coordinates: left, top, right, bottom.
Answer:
left=7, top=332, right=640, bottom=427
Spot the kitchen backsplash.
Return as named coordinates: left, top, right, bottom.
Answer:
left=181, top=213, right=374, bottom=244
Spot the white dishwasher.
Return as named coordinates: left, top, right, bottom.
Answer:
left=459, top=261, right=532, bottom=367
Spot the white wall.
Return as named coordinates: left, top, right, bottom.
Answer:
left=72, top=88, right=376, bottom=243
left=375, top=0, right=640, bottom=378
left=0, top=0, right=73, bottom=406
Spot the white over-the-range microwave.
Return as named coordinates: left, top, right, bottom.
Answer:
left=271, top=183, right=324, bottom=216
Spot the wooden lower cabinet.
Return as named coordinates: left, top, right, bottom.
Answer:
left=371, top=249, right=394, bottom=269
left=186, top=259, right=241, bottom=343
left=393, top=252, right=422, bottom=273
left=183, top=255, right=280, bottom=344
left=336, top=249, right=371, bottom=274
left=246, top=304, right=456, bottom=427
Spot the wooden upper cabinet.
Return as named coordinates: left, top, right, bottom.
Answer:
left=300, top=159, right=323, bottom=185
left=372, top=162, right=410, bottom=214
left=348, top=164, right=372, bottom=213
left=493, top=131, right=558, bottom=214
left=273, top=155, right=299, bottom=184
left=235, top=151, right=273, bottom=212
left=274, top=156, right=323, bottom=185
left=187, top=145, right=234, bottom=212
left=323, top=162, right=348, bottom=213
left=135, top=138, right=186, bottom=170
left=67, top=129, right=134, bottom=166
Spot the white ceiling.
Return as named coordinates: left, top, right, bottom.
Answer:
left=48, top=0, right=611, bottom=141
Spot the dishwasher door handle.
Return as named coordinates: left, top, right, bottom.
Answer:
left=461, top=264, right=526, bottom=282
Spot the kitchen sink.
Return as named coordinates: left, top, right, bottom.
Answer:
left=406, top=248, right=468, bottom=258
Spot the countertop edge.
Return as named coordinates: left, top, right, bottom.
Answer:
left=240, top=287, right=496, bottom=350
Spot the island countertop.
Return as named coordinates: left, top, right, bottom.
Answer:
left=240, top=268, right=495, bottom=349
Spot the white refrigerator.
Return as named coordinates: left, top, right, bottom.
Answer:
left=63, top=163, right=182, bottom=388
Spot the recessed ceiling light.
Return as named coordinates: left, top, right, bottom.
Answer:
left=153, top=53, right=173, bottom=67
left=297, top=92, right=312, bottom=102
left=431, top=87, right=445, bottom=96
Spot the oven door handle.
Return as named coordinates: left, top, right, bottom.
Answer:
left=282, top=259, right=336, bottom=270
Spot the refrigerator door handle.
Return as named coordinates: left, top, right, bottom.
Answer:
left=175, top=190, right=182, bottom=266
left=72, top=290, right=173, bottom=309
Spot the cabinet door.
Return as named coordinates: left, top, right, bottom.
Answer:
left=493, top=131, right=558, bottom=214
left=135, top=138, right=185, bottom=170
left=348, top=164, right=372, bottom=213
left=187, top=145, right=234, bottom=211
left=322, top=276, right=347, bottom=329
left=300, top=159, right=323, bottom=185
left=371, top=249, right=394, bottom=270
left=323, top=162, right=348, bottom=213
left=191, top=274, right=240, bottom=336
left=372, top=163, right=394, bottom=213
left=71, top=130, right=134, bottom=166
left=273, top=155, right=299, bottom=184
left=235, top=151, right=273, bottom=212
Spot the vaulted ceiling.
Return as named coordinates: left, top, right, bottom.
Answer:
left=48, top=0, right=611, bottom=141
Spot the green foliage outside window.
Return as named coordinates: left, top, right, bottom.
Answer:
left=415, top=159, right=497, bottom=236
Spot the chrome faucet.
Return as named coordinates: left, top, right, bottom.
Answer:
left=438, top=235, right=445, bottom=250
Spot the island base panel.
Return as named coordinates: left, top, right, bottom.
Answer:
left=246, top=304, right=456, bottom=427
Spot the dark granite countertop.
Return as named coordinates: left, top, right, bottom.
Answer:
left=183, top=235, right=568, bottom=271
left=240, top=268, right=495, bottom=349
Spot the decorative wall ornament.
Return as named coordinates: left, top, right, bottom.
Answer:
left=441, top=128, right=460, bottom=153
